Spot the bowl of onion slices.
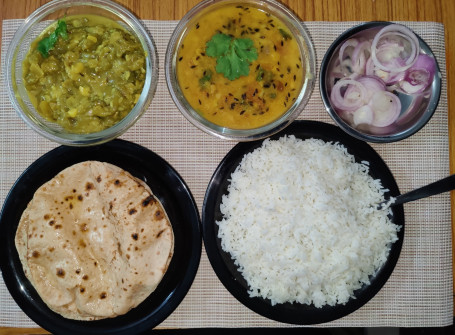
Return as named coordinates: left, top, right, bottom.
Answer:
left=320, top=21, right=441, bottom=143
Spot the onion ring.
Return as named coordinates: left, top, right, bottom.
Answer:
left=338, top=38, right=359, bottom=66
left=399, top=54, right=436, bottom=94
left=369, top=91, right=401, bottom=127
left=330, top=79, right=367, bottom=111
left=370, top=24, right=419, bottom=73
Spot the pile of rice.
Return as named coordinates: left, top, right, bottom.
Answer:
left=217, top=135, right=400, bottom=307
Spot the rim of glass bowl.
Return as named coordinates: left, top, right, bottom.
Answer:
left=165, top=0, right=316, bottom=141
left=319, top=21, right=441, bottom=143
left=6, top=0, right=158, bottom=146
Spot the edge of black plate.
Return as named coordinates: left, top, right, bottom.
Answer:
left=0, top=139, right=202, bottom=335
left=202, top=120, right=404, bottom=325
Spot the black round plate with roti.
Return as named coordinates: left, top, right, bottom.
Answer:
left=0, top=139, right=201, bottom=334
left=202, top=120, right=404, bottom=324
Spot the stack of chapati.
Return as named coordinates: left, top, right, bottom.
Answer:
left=15, top=161, right=174, bottom=320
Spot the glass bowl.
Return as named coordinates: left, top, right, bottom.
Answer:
left=165, top=0, right=316, bottom=141
left=320, top=21, right=441, bottom=143
left=6, top=0, right=158, bottom=146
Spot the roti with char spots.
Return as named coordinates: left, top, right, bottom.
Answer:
left=15, top=161, right=174, bottom=320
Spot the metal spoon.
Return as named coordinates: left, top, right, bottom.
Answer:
left=378, top=174, right=455, bottom=209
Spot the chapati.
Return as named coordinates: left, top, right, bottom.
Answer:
left=15, top=161, right=174, bottom=320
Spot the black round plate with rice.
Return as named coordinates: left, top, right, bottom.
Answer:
left=202, top=120, right=404, bottom=324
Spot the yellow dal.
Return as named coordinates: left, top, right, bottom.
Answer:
left=176, top=5, right=305, bottom=129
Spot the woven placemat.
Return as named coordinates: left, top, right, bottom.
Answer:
left=0, top=20, right=452, bottom=328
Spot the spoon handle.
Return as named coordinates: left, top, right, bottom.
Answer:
left=393, top=174, right=455, bottom=206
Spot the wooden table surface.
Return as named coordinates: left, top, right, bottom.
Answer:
left=0, top=0, right=453, bottom=333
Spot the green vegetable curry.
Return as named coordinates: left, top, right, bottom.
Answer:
left=23, top=15, right=146, bottom=134
left=176, top=4, right=304, bottom=129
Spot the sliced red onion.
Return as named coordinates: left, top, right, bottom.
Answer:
left=365, top=56, right=406, bottom=85
left=330, top=79, right=367, bottom=111
left=399, top=54, right=436, bottom=94
left=368, top=91, right=401, bottom=127
left=374, top=32, right=414, bottom=62
left=329, top=24, right=433, bottom=129
left=353, top=105, right=374, bottom=126
left=399, top=81, right=426, bottom=94
left=344, top=75, right=385, bottom=106
left=338, top=38, right=359, bottom=66
left=365, top=57, right=375, bottom=76
left=331, top=77, right=400, bottom=128
left=371, top=24, right=419, bottom=73
left=351, top=40, right=371, bottom=74
left=356, top=76, right=386, bottom=97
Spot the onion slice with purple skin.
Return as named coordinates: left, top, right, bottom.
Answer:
left=365, top=56, right=407, bottom=84
left=345, top=77, right=400, bottom=127
left=355, top=76, right=386, bottom=99
left=338, top=39, right=371, bottom=75
left=351, top=40, right=371, bottom=74
left=399, top=54, right=436, bottom=94
left=338, top=38, right=358, bottom=67
left=330, top=79, right=367, bottom=111
left=370, top=24, right=419, bottom=73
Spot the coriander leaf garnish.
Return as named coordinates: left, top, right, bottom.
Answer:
left=279, top=28, right=292, bottom=41
left=256, top=66, right=265, bottom=81
left=199, top=69, right=213, bottom=88
left=37, top=20, right=68, bottom=58
left=206, top=33, right=231, bottom=57
left=206, top=33, right=258, bottom=80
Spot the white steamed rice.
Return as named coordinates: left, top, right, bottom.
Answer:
left=216, top=135, right=400, bottom=307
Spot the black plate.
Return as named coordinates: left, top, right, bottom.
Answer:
left=0, top=139, right=201, bottom=335
left=202, top=120, right=404, bottom=325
